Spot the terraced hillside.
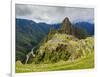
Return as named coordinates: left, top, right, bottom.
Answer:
left=16, top=35, right=94, bottom=73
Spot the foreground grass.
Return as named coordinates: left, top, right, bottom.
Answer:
left=16, top=52, right=94, bottom=73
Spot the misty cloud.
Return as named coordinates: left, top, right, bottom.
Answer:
left=15, top=4, right=94, bottom=24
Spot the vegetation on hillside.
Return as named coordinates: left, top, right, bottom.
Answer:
left=16, top=17, right=94, bottom=73
left=16, top=51, right=94, bottom=72
left=16, top=19, right=51, bottom=63
left=28, top=34, right=94, bottom=64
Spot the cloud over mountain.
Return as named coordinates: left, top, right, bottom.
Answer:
left=16, top=4, right=94, bottom=24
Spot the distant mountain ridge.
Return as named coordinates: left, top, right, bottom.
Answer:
left=16, top=18, right=94, bottom=35
left=74, top=22, right=94, bottom=35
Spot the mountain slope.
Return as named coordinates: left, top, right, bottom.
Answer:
left=29, top=17, right=94, bottom=64
left=34, top=33, right=94, bottom=64
left=16, top=19, right=51, bottom=63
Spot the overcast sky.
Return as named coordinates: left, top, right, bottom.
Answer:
left=15, top=4, right=94, bottom=24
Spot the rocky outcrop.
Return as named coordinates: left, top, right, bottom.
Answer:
left=60, top=17, right=73, bottom=34
left=34, top=33, right=94, bottom=64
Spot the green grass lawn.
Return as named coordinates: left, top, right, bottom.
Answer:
left=16, top=52, right=94, bottom=73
